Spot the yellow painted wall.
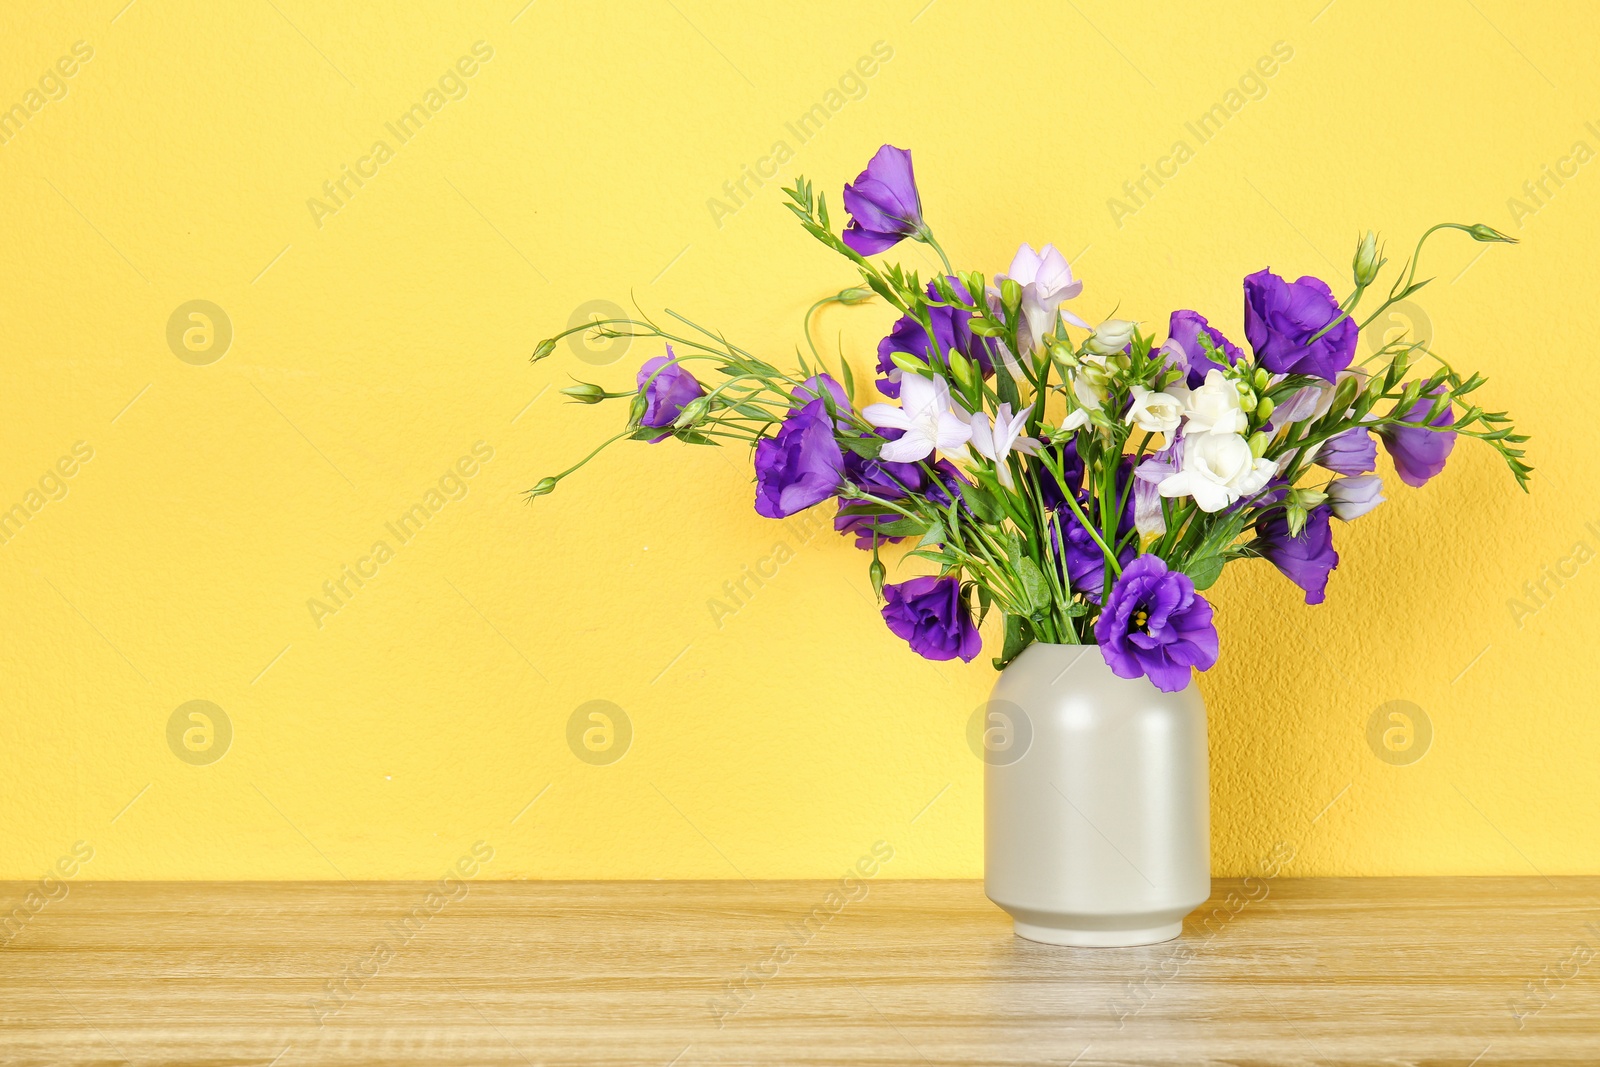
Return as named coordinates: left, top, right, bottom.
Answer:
left=1, top=0, right=1594, bottom=881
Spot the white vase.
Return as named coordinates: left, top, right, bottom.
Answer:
left=983, top=643, right=1210, bottom=947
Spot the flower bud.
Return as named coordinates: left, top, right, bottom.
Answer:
left=947, top=351, right=976, bottom=390
left=1467, top=223, right=1518, bottom=244
left=560, top=382, right=606, bottom=404
left=1331, top=374, right=1359, bottom=415
left=1001, top=278, right=1023, bottom=314
left=1239, top=391, right=1257, bottom=414
left=531, top=338, right=557, bottom=363
left=1248, top=430, right=1270, bottom=458
left=627, top=392, right=648, bottom=425
left=528, top=477, right=558, bottom=498
left=869, top=558, right=886, bottom=599
left=1085, top=318, right=1137, bottom=355
left=1352, top=230, right=1382, bottom=287
left=1255, top=396, right=1275, bottom=422
left=673, top=396, right=710, bottom=428
left=1252, top=367, right=1270, bottom=391
left=890, top=352, right=931, bottom=377
left=836, top=287, right=874, bottom=305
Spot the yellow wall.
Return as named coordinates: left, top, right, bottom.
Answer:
left=1, top=0, right=1594, bottom=881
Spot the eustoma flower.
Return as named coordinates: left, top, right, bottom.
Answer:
left=874, top=279, right=996, bottom=398
left=1379, top=388, right=1456, bottom=487
left=753, top=399, right=847, bottom=518
left=1161, top=310, right=1243, bottom=388
left=880, top=575, right=981, bottom=662
left=1327, top=475, right=1386, bottom=521
left=841, top=145, right=924, bottom=255
left=1094, top=555, right=1219, bottom=692
left=998, top=243, right=1087, bottom=354
left=1315, top=427, right=1377, bottom=475
left=636, top=346, right=706, bottom=441
left=1255, top=506, right=1339, bottom=604
left=968, top=403, right=1040, bottom=488
left=1243, top=269, right=1358, bottom=381
left=862, top=373, right=972, bottom=463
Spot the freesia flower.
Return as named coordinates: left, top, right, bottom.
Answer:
left=1133, top=433, right=1184, bottom=537
left=1379, top=388, right=1456, bottom=487
left=1327, top=475, right=1386, bottom=521
left=1094, top=554, right=1219, bottom=692
left=1161, top=310, right=1243, bottom=388
left=1071, top=354, right=1113, bottom=410
left=1157, top=430, right=1278, bottom=513
left=842, top=145, right=924, bottom=255
left=1243, top=269, right=1358, bottom=381
left=998, top=243, right=1087, bottom=354
left=1086, top=318, right=1137, bottom=356
left=636, top=347, right=706, bottom=441
left=1255, top=506, right=1339, bottom=604
left=1175, top=368, right=1249, bottom=436
left=753, top=399, right=847, bottom=518
left=881, top=575, right=981, bottom=662
left=968, top=403, right=1040, bottom=488
left=1315, top=427, right=1377, bottom=475
left=1124, top=385, right=1185, bottom=436
left=862, top=373, right=973, bottom=463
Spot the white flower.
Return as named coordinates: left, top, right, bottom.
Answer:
left=1327, top=475, right=1386, bottom=521
left=1124, top=385, right=1185, bottom=436
left=1157, top=432, right=1278, bottom=513
left=1085, top=318, right=1137, bottom=356
left=1071, top=353, right=1113, bottom=409
left=862, top=373, right=973, bottom=463
left=1176, top=368, right=1248, bottom=436
left=1059, top=407, right=1092, bottom=433
left=968, top=403, right=1040, bottom=488
left=998, top=242, right=1087, bottom=353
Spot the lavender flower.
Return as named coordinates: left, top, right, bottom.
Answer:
left=1255, top=506, right=1339, bottom=604
left=753, top=399, right=847, bottom=518
left=1243, top=269, right=1358, bottom=381
left=1094, top=554, right=1219, bottom=693
left=636, top=346, right=706, bottom=441
left=1379, top=389, right=1456, bottom=487
left=842, top=145, right=924, bottom=255
left=881, top=575, right=981, bottom=662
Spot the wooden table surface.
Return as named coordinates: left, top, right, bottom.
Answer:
left=2, top=878, right=1598, bottom=1066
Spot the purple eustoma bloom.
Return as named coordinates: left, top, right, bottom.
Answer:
left=1162, top=310, right=1244, bottom=388
left=753, top=399, right=847, bottom=518
left=835, top=428, right=962, bottom=548
left=881, top=575, right=981, bottom=662
left=1379, top=388, right=1456, bottom=487
left=1094, top=554, right=1219, bottom=693
left=1315, top=426, right=1377, bottom=475
left=842, top=145, right=924, bottom=255
left=874, top=279, right=996, bottom=398
left=1255, top=506, right=1339, bottom=605
left=636, top=346, right=706, bottom=441
left=1243, top=269, right=1358, bottom=381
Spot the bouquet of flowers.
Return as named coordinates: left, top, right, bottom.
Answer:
left=531, top=145, right=1529, bottom=692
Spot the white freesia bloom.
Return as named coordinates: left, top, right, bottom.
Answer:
left=1086, top=318, right=1137, bottom=356
left=862, top=373, right=973, bottom=463
left=1327, top=474, right=1386, bottom=521
left=968, top=403, right=1040, bottom=488
left=999, top=242, right=1087, bottom=353
left=1059, top=407, right=1092, bottom=433
left=1176, top=368, right=1248, bottom=436
left=1157, top=431, right=1278, bottom=513
left=1124, top=385, right=1185, bottom=435
left=1071, top=353, right=1112, bottom=409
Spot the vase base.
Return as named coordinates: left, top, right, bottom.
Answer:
left=1012, top=918, right=1182, bottom=948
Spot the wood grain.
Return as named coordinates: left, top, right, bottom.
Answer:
left=2, top=878, right=1598, bottom=1065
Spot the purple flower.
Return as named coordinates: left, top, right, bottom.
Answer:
left=835, top=431, right=962, bottom=548
left=881, top=575, right=981, bottom=662
left=753, top=399, right=847, bottom=518
left=1243, top=269, right=1358, bottom=381
left=1327, top=475, right=1386, bottom=521
left=1094, top=554, right=1219, bottom=693
left=842, top=145, right=924, bottom=255
left=1255, top=506, right=1339, bottom=605
left=636, top=346, right=706, bottom=441
left=1379, top=389, right=1456, bottom=487
left=1053, top=457, right=1137, bottom=600
left=792, top=373, right=851, bottom=412
left=1314, top=426, right=1376, bottom=475
left=1162, top=310, right=1244, bottom=388
left=874, top=279, right=996, bottom=398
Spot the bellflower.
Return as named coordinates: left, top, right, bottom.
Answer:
left=1094, top=554, right=1220, bottom=692
left=753, top=399, right=847, bottom=518
left=842, top=145, right=924, bottom=255
left=862, top=373, right=972, bottom=463
left=998, top=243, right=1087, bottom=353
left=836, top=439, right=961, bottom=548
left=1243, top=269, right=1358, bottom=381
left=881, top=575, right=981, bottom=662
left=1315, top=427, right=1377, bottom=475
left=1379, top=389, right=1456, bottom=487
left=637, top=346, right=706, bottom=441
left=1327, top=475, right=1386, bottom=521
left=1255, top=506, right=1339, bottom=604
left=1161, top=310, right=1244, bottom=388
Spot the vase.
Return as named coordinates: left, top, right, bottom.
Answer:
left=982, top=642, right=1210, bottom=947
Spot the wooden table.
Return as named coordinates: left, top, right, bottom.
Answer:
left=2, top=878, right=1597, bottom=1065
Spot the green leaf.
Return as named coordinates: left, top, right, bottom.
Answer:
left=993, top=614, right=1034, bottom=670
left=1185, top=553, right=1224, bottom=591
left=956, top=480, right=1003, bottom=524
left=839, top=356, right=856, bottom=400
left=1016, top=555, right=1052, bottom=613
left=917, top=523, right=945, bottom=548
left=842, top=436, right=881, bottom=459
left=873, top=518, right=927, bottom=537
